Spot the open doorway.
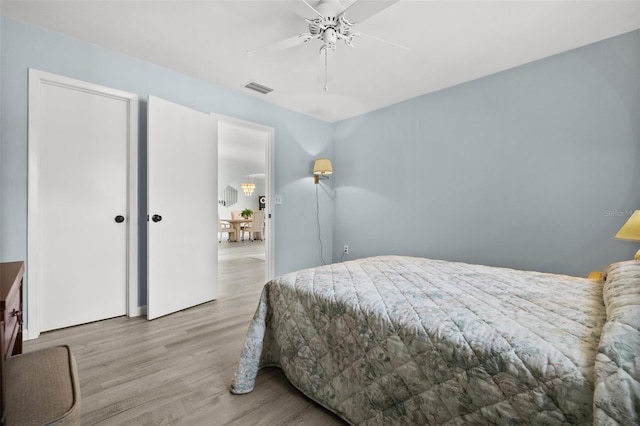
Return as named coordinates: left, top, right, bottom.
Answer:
left=215, top=115, right=274, bottom=293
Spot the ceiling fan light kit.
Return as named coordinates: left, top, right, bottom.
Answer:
left=248, top=0, right=404, bottom=92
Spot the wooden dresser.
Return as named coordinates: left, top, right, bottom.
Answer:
left=0, top=262, right=24, bottom=360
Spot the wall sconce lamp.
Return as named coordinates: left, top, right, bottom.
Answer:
left=313, top=158, right=333, bottom=184
left=614, top=209, right=640, bottom=260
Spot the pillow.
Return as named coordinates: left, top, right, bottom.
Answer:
left=593, top=260, right=640, bottom=425
left=602, top=261, right=640, bottom=318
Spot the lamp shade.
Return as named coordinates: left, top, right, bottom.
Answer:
left=615, top=210, right=640, bottom=242
left=313, top=158, right=333, bottom=176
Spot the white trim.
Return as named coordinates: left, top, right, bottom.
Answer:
left=27, top=69, right=139, bottom=339
left=211, top=114, right=275, bottom=282
left=132, top=305, right=147, bottom=317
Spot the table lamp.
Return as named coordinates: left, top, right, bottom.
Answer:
left=614, top=210, right=640, bottom=260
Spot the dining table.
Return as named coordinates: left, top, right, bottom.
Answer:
left=222, top=218, right=251, bottom=242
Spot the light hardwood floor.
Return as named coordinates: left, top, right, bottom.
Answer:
left=25, top=241, right=346, bottom=425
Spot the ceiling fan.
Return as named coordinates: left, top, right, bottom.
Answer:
left=247, top=0, right=406, bottom=91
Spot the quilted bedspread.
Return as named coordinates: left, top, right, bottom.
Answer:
left=230, top=256, right=640, bottom=425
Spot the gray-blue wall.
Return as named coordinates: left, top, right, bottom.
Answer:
left=0, top=18, right=334, bottom=304
left=0, top=10, right=3, bottom=263
left=1, top=16, right=639, bottom=305
left=333, top=30, right=640, bottom=277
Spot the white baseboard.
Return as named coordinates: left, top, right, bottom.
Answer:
left=129, top=305, right=147, bottom=317
left=22, top=328, right=38, bottom=341
left=24, top=306, right=146, bottom=341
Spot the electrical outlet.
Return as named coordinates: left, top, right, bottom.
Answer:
left=343, top=245, right=349, bottom=254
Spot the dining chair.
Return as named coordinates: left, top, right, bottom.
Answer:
left=218, top=219, right=236, bottom=243
left=243, top=210, right=265, bottom=241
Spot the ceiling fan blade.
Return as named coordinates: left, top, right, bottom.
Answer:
left=301, top=0, right=324, bottom=17
left=247, top=34, right=312, bottom=56
left=341, top=0, right=400, bottom=24
left=357, top=32, right=409, bottom=51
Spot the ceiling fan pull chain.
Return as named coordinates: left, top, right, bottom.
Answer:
left=323, top=45, right=329, bottom=92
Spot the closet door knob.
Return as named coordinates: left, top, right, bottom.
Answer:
left=114, top=215, right=125, bottom=223
left=152, top=214, right=163, bottom=222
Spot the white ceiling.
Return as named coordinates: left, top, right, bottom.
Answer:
left=2, top=1, right=639, bottom=122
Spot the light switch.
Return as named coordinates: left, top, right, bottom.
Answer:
left=274, top=194, right=283, bottom=205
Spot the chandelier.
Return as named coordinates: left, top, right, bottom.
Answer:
left=241, top=179, right=255, bottom=196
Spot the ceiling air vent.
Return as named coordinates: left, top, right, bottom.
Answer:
left=244, top=81, right=273, bottom=95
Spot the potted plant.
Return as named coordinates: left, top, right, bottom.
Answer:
left=241, top=208, right=253, bottom=220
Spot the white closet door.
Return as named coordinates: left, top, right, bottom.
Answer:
left=28, top=70, right=137, bottom=333
left=147, top=96, right=218, bottom=320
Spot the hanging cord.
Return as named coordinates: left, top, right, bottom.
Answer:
left=316, top=183, right=327, bottom=265
left=323, top=46, right=329, bottom=92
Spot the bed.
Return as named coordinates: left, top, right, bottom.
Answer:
left=230, top=256, right=640, bottom=425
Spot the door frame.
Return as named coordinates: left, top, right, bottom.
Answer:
left=26, top=69, right=139, bottom=340
left=212, top=114, right=275, bottom=282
